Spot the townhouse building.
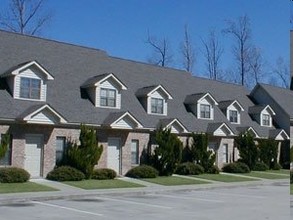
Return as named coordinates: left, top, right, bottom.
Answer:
left=0, top=30, right=289, bottom=177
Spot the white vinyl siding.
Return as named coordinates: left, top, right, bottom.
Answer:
left=14, top=67, right=47, bottom=101
left=96, top=79, right=121, bottom=109
left=147, top=90, right=168, bottom=115
left=131, top=140, right=139, bottom=165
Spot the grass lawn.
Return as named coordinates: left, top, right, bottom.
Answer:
left=0, top=182, right=57, bottom=194
left=241, top=171, right=289, bottom=180
left=264, top=169, right=290, bottom=175
left=195, top=174, right=259, bottom=182
left=291, top=184, right=293, bottom=195
left=142, top=176, right=209, bottom=186
left=64, top=179, right=144, bottom=190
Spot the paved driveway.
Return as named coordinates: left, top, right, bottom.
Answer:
left=0, top=182, right=290, bottom=220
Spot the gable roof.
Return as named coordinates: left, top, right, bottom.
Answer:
left=1, top=60, right=54, bottom=80
left=0, top=30, right=278, bottom=138
left=248, top=105, right=275, bottom=115
left=218, top=100, right=244, bottom=111
left=251, top=83, right=293, bottom=118
left=184, top=92, right=218, bottom=105
left=81, top=73, right=127, bottom=90
left=136, top=84, right=173, bottom=99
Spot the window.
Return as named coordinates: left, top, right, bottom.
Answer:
left=56, top=137, right=66, bottom=164
left=229, top=110, right=238, bottom=123
left=100, top=88, right=116, bottom=107
left=0, top=134, right=12, bottom=166
left=131, top=140, right=139, bottom=165
left=222, top=144, right=228, bottom=163
left=20, top=77, right=41, bottom=99
left=200, top=104, right=211, bottom=118
left=151, top=98, right=164, bottom=114
left=262, top=114, right=270, bottom=126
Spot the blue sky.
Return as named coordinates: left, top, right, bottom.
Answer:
left=1, top=0, right=290, bottom=80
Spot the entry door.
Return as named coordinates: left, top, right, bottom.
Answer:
left=24, top=135, right=43, bottom=178
left=107, top=138, right=121, bottom=174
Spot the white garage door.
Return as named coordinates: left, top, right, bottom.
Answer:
left=107, top=138, right=121, bottom=174
left=24, top=135, right=43, bottom=178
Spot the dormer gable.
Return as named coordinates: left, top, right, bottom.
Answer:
left=18, top=104, right=67, bottom=125
left=81, top=73, right=127, bottom=109
left=1, top=61, right=54, bottom=101
left=184, top=92, right=218, bottom=120
left=269, top=129, right=289, bottom=141
left=158, top=118, right=188, bottom=134
left=136, top=85, right=173, bottom=116
left=219, top=100, right=244, bottom=124
left=207, top=122, right=234, bottom=137
left=249, top=105, right=275, bottom=127
left=236, top=126, right=260, bottom=138
left=103, top=111, right=143, bottom=129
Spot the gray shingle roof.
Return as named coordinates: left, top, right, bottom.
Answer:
left=0, top=30, right=279, bottom=138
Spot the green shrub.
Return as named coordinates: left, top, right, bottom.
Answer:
left=92, top=168, right=117, bottom=180
left=125, top=165, right=158, bottom=178
left=272, top=163, right=282, bottom=170
left=206, top=165, right=220, bottom=174
left=253, top=162, right=269, bottom=171
left=46, top=166, right=85, bottom=181
left=0, top=167, right=30, bottom=183
left=290, top=171, right=293, bottom=184
left=222, top=162, right=250, bottom=173
left=175, top=162, right=204, bottom=175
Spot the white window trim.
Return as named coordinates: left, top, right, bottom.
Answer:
left=261, top=113, right=272, bottom=127
left=97, top=87, right=120, bottom=109
left=198, top=103, right=213, bottom=120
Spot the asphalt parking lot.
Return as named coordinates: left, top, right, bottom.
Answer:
left=0, top=182, right=290, bottom=220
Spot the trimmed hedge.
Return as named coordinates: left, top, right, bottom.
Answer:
left=206, top=165, right=220, bottom=174
left=0, top=167, right=30, bottom=183
left=175, top=162, right=204, bottom=175
left=222, top=162, right=250, bottom=173
left=272, top=163, right=282, bottom=170
left=253, top=162, right=269, bottom=171
left=125, top=165, right=158, bottom=178
left=92, top=168, right=117, bottom=180
left=46, top=166, right=85, bottom=181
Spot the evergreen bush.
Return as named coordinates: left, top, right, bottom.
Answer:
left=125, top=165, right=158, bottom=178
left=253, top=162, right=269, bottom=171
left=46, top=166, right=85, bottom=181
left=0, top=167, right=30, bottom=183
left=92, top=168, right=117, bottom=180
left=222, top=162, right=250, bottom=173
left=175, top=162, right=204, bottom=175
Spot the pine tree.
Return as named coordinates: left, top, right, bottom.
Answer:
left=63, top=125, right=103, bottom=179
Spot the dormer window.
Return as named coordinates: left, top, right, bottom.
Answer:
left=200, top=104, right=211, bottom=119
left=100, top=88, right=116, bottom=107
left=248, top=105, right=275, bottom=127
left=229, top=110, right=238, bottom=123
left=20, top=77, right=41, bottom=99
left=136, top=85, right=173, bottom=116
left=1, top=61, right=54, bottom=101
left=81, top=73, right=127, bottom=109
left=218, top=100, right=244, bottom=124
left=151, top=98, right=164, bottom=114
left=185, top=92, right=218, bottom=120
left=262, top=114, right=270, bottom=126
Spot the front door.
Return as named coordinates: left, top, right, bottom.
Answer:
left=107, top=138, right=121, bottom=174
left=24, top=134, right=43, bottom=178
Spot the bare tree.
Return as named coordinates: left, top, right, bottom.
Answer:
left=223, top=15, right=252, bottom=86
left=201, top=29, right=223, bottom=80
left=247, top=46, right=263, bottom=87
left=0, top=0, right=52, bottom=35
left=180, top=24, right=195, bottom=72
left=272, top=57, right=289, bottom=88
left=146, top=31, right=173, bottom=67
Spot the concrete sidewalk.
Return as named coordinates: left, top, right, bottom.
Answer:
left=0, top=177, right=289, bottom=204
